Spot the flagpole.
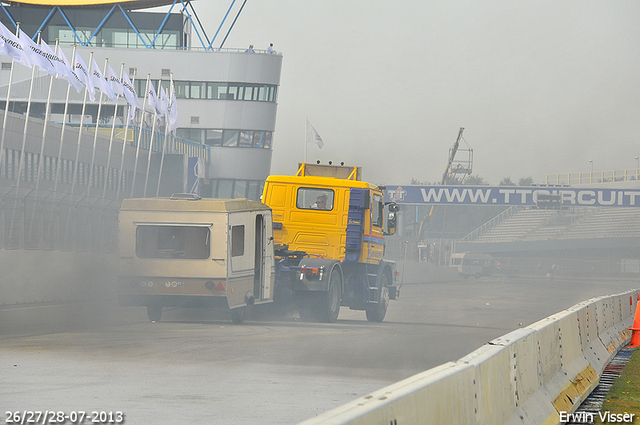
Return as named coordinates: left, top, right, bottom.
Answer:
left=53, top=44, right=77, bottom=196
left=28, top=35, right=58, bottom=242
left=131, top=74, right=150, bottom=198
left=117, top=67, right=135, bottom=201
left=10, top=30, right=40, bottom=245
left=103, top=62, right=124, bottom=199
left=35, top=36, right=57, bottom=191
left=169, top=72, right=175, bottom=153
left=156, top=81, right=171, bottom=197
left=0, top=22, right=21, bottom=176
left=304, top=116, right=308, bottom=163
left=14, top=31, right=41, bottom=192
left=143, top=78, right=161, bottom=197
left=71, top=51, right=94, bottom=197
left=86, top=57, right=109, bottom=198
left=50, top=44, right=77, bottom=247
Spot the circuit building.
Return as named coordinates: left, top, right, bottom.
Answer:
left=0, top=0, right=282, bottom=201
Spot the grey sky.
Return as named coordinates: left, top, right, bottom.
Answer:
left=192, top=0, right=640, bottom=186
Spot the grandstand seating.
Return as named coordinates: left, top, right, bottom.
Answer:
left=465, top=207, right=640, bottom=243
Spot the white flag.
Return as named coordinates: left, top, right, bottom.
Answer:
left=19, top=30, right=56, bottom=75
left=106, top=64, right=123, bottom=97
left=121, top=71, right=140, bottom=123
left=74, top=52, right=95, bottom=102
left=306, top=119, right=324, bottom=149
left=159, top=85, right=169, bottom=117
left=56, top=47, right=83, bottom=93
left=167, top=84, right=178, bottom=133
left=0, top=22, right=29, bottom=67
left=147, top=82, right=162, bottom=117
left=41, top=40, right=82, bottom=93
left=91, top=58, right=116, bottom=101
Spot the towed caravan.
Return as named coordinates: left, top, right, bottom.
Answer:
left=117, top=194, right=275, bottom=323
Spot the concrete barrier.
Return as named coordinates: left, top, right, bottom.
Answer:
left=300, top=289, right=639, bottom=425
left=0, top=251, right=117, bottom=306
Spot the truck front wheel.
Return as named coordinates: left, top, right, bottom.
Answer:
left=315, top=269, right=342, bottom=323
left=366, top=273, right=390, bottom=322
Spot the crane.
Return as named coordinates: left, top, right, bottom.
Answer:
left=418, top=127, right=471, bottom=240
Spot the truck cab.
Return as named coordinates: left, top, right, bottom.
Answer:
left=262, top=163, right=399, bottom=322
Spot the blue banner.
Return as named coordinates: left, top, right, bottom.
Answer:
left=383, top=185, right=640, bottom=207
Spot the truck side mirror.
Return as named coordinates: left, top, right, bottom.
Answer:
left=384, top=202, right=399, bottom=235
left=387, top=212, right=397, bottom=235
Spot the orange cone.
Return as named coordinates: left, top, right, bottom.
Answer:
left=629, top=298, right=640, bottom=348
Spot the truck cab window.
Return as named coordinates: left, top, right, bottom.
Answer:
left=297, top=188, right=334, bottom=211
left=372, top=193, right=383, bottom=228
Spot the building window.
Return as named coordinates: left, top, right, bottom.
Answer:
left=176, top=129, right=273, bottom=149
left=135, top=80, right=277, bottom=103
left=217, top=179, right=234, bottom=198
left=208, top=179, right=263, bottom=201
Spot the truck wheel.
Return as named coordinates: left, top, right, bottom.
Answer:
left=147, top=304, right=162, bottom=322
left=366, top=273, right=390, bottom=323
left=230, top=307, right=245, bottom=324
left=296, top=293, right=315, bottom=321
left=315, top=269, right=341, bottom=323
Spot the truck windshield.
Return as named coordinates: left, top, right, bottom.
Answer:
left=297, top=188, right=334, bottom=211
left=136, top=225, right=210, bottom=259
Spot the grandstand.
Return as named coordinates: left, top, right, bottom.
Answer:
left=461, top=206, right=640, bottom=243
left=454, top=203, right=640, bottom=276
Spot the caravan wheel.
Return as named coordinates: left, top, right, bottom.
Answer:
left=230, top=307, right=246, bottom=324
left=147, top=304, right=162, bottom=322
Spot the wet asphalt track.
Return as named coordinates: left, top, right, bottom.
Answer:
left=1, top=273, right=638, bottom=424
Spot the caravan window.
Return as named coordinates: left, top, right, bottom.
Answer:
left=231, top=225, right=245, bottom=257
left=136, top=225, right=210, bottom=259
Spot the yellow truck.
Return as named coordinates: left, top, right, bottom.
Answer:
left=117, top=194, right=275, bottom=323
left=263, top=162, right=400, bottom=322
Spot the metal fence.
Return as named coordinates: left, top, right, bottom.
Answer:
left=546, top=168, right=640, bottom=185
left=0, top=193, right=118, bottom=252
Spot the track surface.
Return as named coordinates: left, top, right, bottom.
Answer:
left=1, top=273, right=637, bottom=424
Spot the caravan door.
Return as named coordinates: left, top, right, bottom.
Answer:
left=228, top=210, right=275, bottom=305
left=254, top=212, right=275, bottom=302
left=228, top=211, right=254, bottom=307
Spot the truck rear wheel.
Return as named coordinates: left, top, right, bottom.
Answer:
left=366, top=273, right=390, bottom=322
left=314, top=269, right=341, bottom=323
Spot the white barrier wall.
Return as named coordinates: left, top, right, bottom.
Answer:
left=300, top=290, right=639, bottom=425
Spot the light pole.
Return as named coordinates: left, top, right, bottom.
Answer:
left=636, top=156, right=639, bottom=170
left=589, top=159, right=593, bottom=183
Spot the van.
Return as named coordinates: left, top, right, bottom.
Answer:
left=450, top=252, right=494, bottom=279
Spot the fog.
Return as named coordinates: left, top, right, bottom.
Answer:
left=189, top=0, right=640, bottom=185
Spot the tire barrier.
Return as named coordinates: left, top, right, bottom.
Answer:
left=299, top=290, right=639, bottom=425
